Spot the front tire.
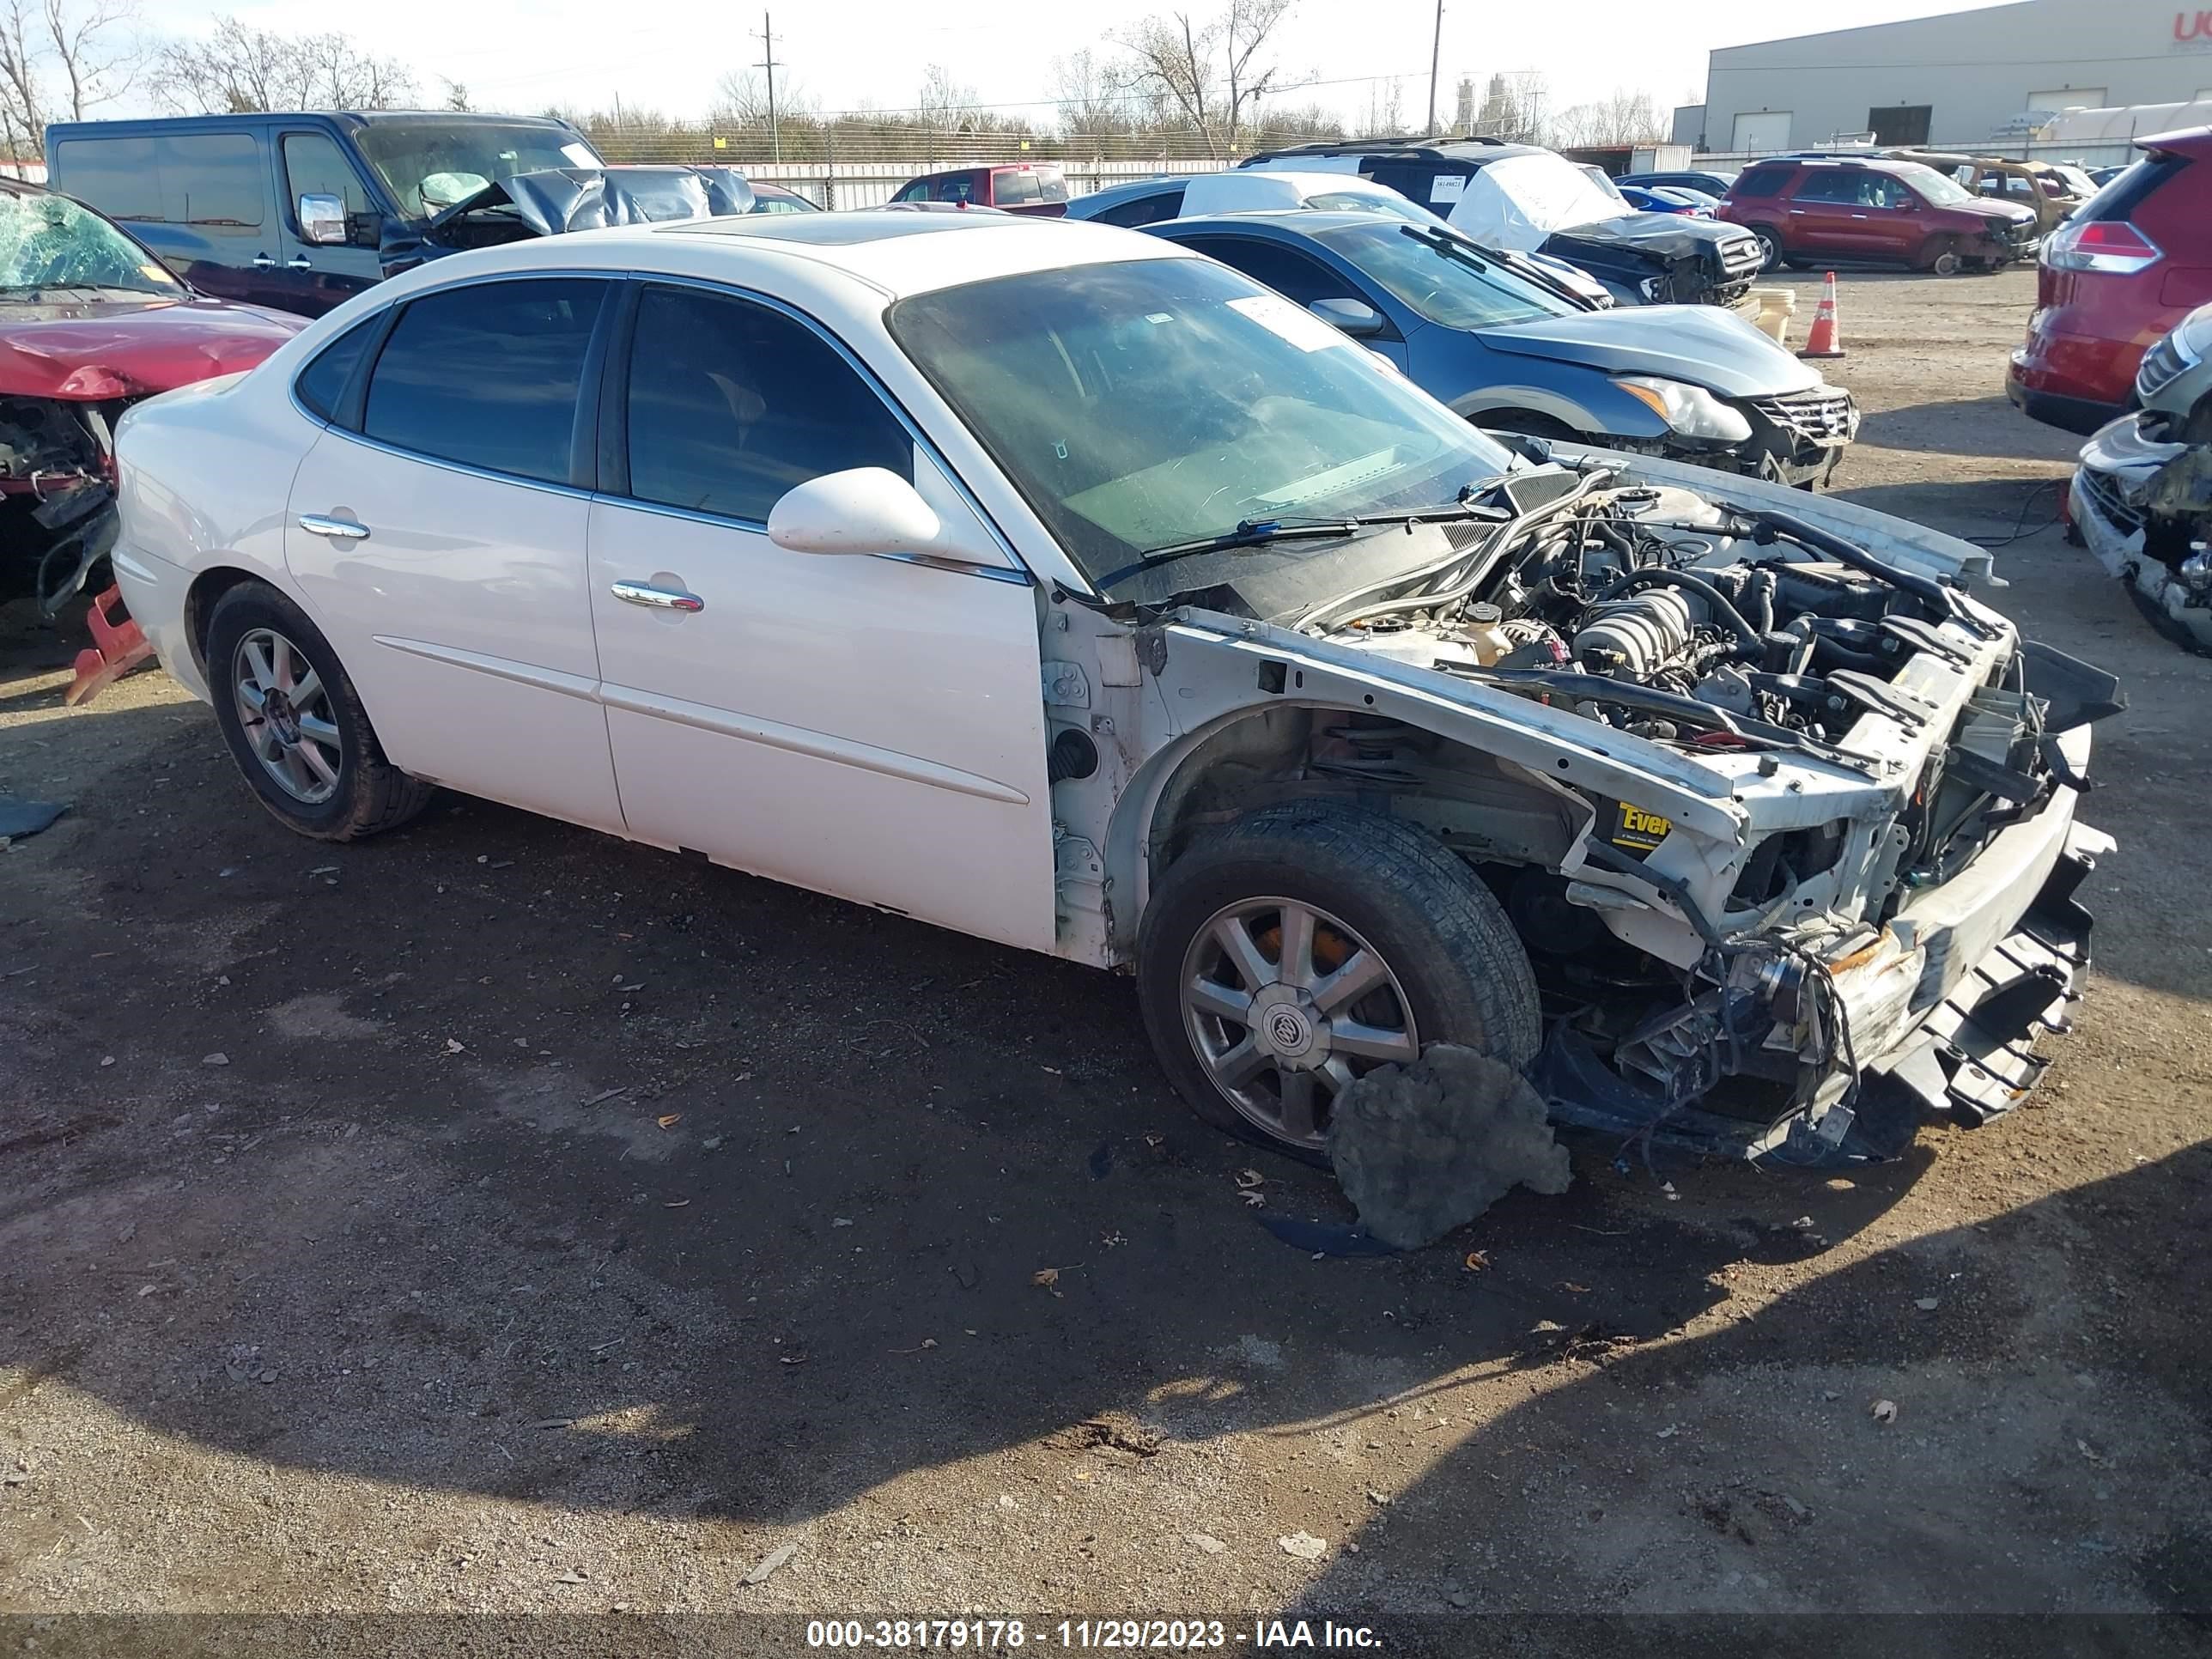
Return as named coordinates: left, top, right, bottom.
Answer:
left=204, top=581, right=432, bottom=842
left=1750, top=226, right=1784, bottom=270
left=1137, top=800, right=1542, bottom=1165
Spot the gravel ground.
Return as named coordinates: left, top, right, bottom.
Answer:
left=1, top=266, right=2207, bottom=1649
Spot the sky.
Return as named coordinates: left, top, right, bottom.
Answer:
left=130, top=0, right=2014, bottom=128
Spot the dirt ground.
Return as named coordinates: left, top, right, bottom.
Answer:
left=2, top=267, right=2209, bottom=1650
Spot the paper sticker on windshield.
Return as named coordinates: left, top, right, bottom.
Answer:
left=1430, top=176, right=1467, bottom=203
left=1228, top=293, right=1350, bottom=353
left=561, top=143, right=599, bottom=168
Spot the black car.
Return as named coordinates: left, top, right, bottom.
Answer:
left=1241, top=138, right=1765, bottom=308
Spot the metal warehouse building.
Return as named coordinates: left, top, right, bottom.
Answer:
left=1684, top=0, right=2212, bottom=153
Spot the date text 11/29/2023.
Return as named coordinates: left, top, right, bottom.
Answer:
left=804, top=1619, right=1384, bottom=1649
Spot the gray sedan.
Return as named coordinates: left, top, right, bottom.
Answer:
left=1148, top=211, right=1858, bottom=486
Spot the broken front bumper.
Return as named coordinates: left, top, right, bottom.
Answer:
left=2069, top=413, right=2212, bottom=653
left=1536, top=729, right=2108, bottom=1165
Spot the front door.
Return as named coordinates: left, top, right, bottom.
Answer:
left=283, top=276, right=624, bottom=831
left=585, top=282, right=1056, bottom=951
left=272, top=128, right=388, bottom=315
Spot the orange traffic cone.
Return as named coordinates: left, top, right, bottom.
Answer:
left=1798, top=270, right=1844, bottom=359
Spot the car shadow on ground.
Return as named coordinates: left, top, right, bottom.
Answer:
left=0, top=700, right=1954, bottom=1571
left=1279, top=1139, right=2212, bottom=1631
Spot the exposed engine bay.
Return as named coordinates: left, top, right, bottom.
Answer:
left=0, top=392, right=120, bottom=615
left=1101, top=461, right=2121, bottom=1164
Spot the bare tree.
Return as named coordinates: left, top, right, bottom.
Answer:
left=1551, top=86, right=1664, bottom=148
left=1110, top=0, right=1300, bottom=158
left=441, top=76, right=470, bottom=112
left=713, top=66, right=815, bottom=128
left=1050, top=48, right=1134, bottom=143
left=1469, top=69, right=1549, bottom=146
left=42, top=0, right=135, bottom=122
left=916, top=63, right=977, bottom=133
left=1355, top=76, right=1405, bottom=138
left=0, top=0, right=46, bottom=161
left=151, top=16, right=416, bottom=113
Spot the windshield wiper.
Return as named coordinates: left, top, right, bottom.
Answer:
left=1094, top=494, right=1510, bottom=591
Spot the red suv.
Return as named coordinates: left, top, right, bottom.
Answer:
left=889, top=163, right=1069, bottom=216
left=2008, top=125, right=2212, bottom=434
left=1719, top=156, right=2039, bottom=275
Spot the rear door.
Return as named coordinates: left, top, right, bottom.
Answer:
left=271, top=127, right=386, bottom=314
left=584, top=281, right=1056, bottom=950
left=283, top=276, right=623, bottom=831
left=1782, top=169, right=1869, bottom=256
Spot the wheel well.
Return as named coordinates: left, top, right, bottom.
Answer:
left=181, top=566, right=264, bottom=678
left=1474, top=408, right=1579, bottom=441
left=1135, top=706, right=1586, bottom=908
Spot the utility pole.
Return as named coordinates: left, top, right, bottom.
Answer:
left=1425, top=0, right=1443, bottom=137
left=753, top=11, right=783, bottom=162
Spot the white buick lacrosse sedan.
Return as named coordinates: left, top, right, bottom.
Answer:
left=110, top=210, right=2108, bottom=1170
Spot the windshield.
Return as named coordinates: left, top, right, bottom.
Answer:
left=1895, top=163, right=1976, bottom=206
left=1316, top=222, right=1574, bottom=331
left=1304, top=188, right=1437, bottom=225
left=0, top=190, right=179, bottom=296
left=887, top=257, right=1515, bottom=587
left=352, top=121, right=605, bottom=219
left=2043, top=164, right=2095, bottom=197
left=1579, top=166, right=1631, bottom=207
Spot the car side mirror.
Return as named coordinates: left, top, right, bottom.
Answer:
left=299, top=193, right=349, bottom=246
left=768, top=467, right=949, bottom=558
left=1309, top=296, right=1385, bottom=338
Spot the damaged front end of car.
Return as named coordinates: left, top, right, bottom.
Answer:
left=0, top=392, right=118, bottom=617
left=1085, top=459, right=2118, bottom=1166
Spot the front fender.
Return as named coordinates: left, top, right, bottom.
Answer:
left=1106, top=611, right=1755, bottom=945
left=1452, top=377, right=1671, bottom=441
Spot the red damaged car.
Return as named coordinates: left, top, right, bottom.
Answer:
left=0, top=179, right=302, bottom=616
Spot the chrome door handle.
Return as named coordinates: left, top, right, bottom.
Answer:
left=297, top=514, right=369, bottom=541
left=1850, top=213, right=1869, bottom=219
left=611, top=580, right=704, bottom=612
left=251, top=254, right=278, bottom=268
left=288, top=257, right=313, bottom=270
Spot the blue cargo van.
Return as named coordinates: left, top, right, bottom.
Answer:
left=45, top=111, right=601, bottom=316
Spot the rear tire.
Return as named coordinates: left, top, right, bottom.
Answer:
left=1137, top=800, right=1542, bottom=1166
left=204, top=580, right=433, bottom=842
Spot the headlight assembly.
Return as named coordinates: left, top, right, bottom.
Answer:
left=1612, top=375, right=1753, bottom=442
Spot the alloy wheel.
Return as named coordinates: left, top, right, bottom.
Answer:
left=1178, top=896, right=1419, bottom=1151
left=232, top=626, right=342, bottom=805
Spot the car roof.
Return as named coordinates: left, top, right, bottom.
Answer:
left=47, top=109, right=578, bottom=136
left=371, top=209, right=1192, bottom=303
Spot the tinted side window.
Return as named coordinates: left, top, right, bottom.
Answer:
left=892, top=179, right=929, bottom=203
left=364, top=279, right=606, bottom=483
left=1730, top=165, right=1790, bottom=198
left=1790, top=171, right=1859, bottom=204
left=1095, top=190, right=1182, bottom=228
left=937, top=173, right=977, bottom=203
left=283, top=131, right=372, bottom=221
left=53, top=137, right=161, bottom=222
left=625, top=285, right=911, bottom=524
left=996, top=170, right=1042, bottom=206
left=1176, top=237, right=1358, bottom=308
left=1037, top=169, right=1069, bottom=204
left=295, top=318, right=378, bottom=422
left=160, top=133, right=265, bottom=229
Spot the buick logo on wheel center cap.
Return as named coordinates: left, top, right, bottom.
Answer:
left=1267, top=1006, right=1315, bottom=1057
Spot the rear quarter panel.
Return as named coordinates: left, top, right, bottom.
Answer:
left=113, top=368, right=322, bottom=700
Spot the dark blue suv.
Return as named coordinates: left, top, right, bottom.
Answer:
left=45, top=111, right=600, bottom=316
